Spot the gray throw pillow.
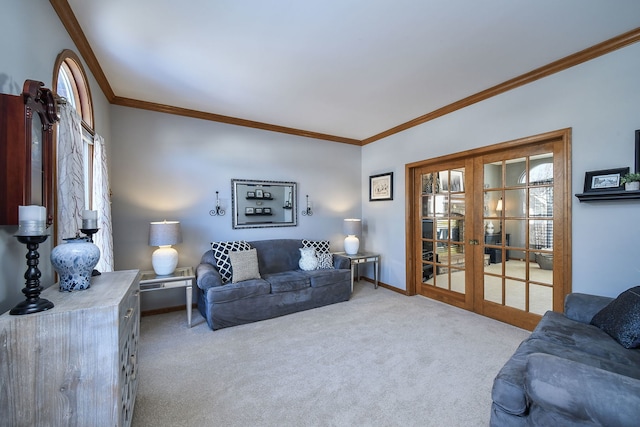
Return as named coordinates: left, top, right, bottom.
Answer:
left=590, top=286, right=640, bottom=349
left=229, top=249, right=261, bottom=283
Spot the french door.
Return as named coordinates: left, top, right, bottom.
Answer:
left=408, top=130, right=571, bottom=330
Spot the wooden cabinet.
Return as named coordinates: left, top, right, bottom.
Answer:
left=0, top=270, right=140, bottom=427
left=0, top=80, right=58, bottom=226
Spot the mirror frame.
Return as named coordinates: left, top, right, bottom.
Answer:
left=231, top=179, right=297, bottom=229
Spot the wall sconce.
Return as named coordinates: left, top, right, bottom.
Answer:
left=209, top=191, right=225, bottom=216
left=301, top=194, right=313, bottom=216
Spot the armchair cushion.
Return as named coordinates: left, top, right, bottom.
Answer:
left=591, top=286, right=640, bottom=349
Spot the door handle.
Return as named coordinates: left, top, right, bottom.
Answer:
left=469, top=239, right=479, bottom=245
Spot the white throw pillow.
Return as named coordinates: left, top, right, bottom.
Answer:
left=298, top=247, right=318, bottom=271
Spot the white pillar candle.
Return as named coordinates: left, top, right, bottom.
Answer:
left=18, top=205, right=46, bottom=235
left=82, top=210, right=98, bottom=229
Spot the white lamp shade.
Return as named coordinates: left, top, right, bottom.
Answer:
left=149, top=221, right=182, bottom=275
left=495, top=199, right=503, bottom=212
left=343, top=219, right=362, bottom=255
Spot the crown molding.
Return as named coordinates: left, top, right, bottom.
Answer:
left=111, top=97, right=361, bottom=145
left=49, top=0, right=115, bottom=101
left=50, top=0, right=639, bottom=147
left=362, top=27, right=640, bottom=145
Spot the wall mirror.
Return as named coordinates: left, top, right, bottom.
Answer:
left=232, top=179, right=297, bottom=229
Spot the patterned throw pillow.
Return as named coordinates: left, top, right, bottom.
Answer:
left=210, top=241, right=252, bottom=283
left=302, top=239, right=333, bottom=269
left=229, top=249, right=261, bottom=283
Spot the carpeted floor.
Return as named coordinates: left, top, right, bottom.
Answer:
left=132, top=281, right=530, bottom=427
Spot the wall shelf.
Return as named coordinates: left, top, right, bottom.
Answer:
left=575, top=190, right=640, bottom=202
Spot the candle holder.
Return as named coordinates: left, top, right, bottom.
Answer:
left=301, top=194, right=313, bottom=216
left=10, top=234, right=54, bottom=315
left=80, top=228, right=102, bottom=276
left=209, top=191, right=225, bottom=216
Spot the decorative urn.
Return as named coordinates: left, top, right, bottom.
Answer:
left=51, top=236, right=100, bottom=291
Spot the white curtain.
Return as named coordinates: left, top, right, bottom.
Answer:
left=93, top=133, right=114, bottom=272
left=56, top=104, right=85, bottom=243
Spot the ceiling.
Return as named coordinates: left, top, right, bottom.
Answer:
left=63, top=0, right=640, bottom=144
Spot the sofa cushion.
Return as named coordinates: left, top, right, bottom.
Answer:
left=303, top=239, right=333, bottom=269
left=532, top=311, right=640, bottom=366
left=591, top=286, right=640, bottom=349
left=229, top=249, right=261, bottom=283
left=263, top=271, right=310, bottom=293
left=206, top=279, right=270, bottom=303
left=211, top=240, right=252, bottom=283
left=306, top=268, right=350, bottom=288
left=492, top=335, right=640, bottom=417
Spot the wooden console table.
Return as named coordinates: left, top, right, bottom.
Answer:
left=0, top=270, right=141, bottom=427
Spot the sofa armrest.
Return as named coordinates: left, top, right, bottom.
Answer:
left=564, top=293, right=613, bottom=324
left=333, top=254, right=351, bottom=270
left=525, top=353, right=640, bottom=427
left=196, top=262, right=224, bottom=290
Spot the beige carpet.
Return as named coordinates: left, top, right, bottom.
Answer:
left=132, top=281, right=530, bottom=427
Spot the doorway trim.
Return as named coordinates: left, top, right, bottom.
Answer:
left=405, top=129, right=572, bottom=317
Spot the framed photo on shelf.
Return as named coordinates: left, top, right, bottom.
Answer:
left=583, top=167, right=629, bottom=192
left=245, top=207, right=254, bottom=214
left=247, top=191, right=255, bottom=198
left=255, top=208, right=263, bottom=214
left=369, top=172, right=393, bottom=201
left=263, top=192, right=271, bottom=199
left=255, top=189, right=264, bottom=198
left=263, top=207, right=272, bottom=214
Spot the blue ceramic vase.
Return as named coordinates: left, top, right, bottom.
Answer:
left=51, top=236, right=100, bottom=291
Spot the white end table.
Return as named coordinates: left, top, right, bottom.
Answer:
left=334, top=252, right=380, bottom=292
left=139, top=266, right=195, bottom=327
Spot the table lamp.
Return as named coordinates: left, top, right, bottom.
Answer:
left=343, top=218, right=362, bottom=255
left=149, top=220, right=182, bottom=275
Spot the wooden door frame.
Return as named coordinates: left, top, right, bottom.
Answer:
left=405, top=129, right=572, bottom=318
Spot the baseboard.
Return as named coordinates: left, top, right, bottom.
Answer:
left=141, top=304, right=197, bottom=317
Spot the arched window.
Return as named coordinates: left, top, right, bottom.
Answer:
left=53, top=50, right=95, bottom=209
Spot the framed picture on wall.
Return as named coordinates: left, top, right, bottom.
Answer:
left=255, top=189, right=264, bottom=198
left=369, top=172, right=393, bottom=201
left=583, top=167, right=628, bottom=192
left=245, top=207, right=254, bottom=214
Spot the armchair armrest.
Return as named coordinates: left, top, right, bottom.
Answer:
left=525, top=353, right=640, bottom=427
left=196, top=262, right=224, bottom=290
left=333, top=254, right=351, bottom=270
left=564, top=293, right=613, bottom=324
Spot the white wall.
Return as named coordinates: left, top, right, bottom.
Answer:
left=109, top=106, right=361, bottom=310
left=0, top=0, right=112, bottom=314
left=362, top=42, right=640, bottom=298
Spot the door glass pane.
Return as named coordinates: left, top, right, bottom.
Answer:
left=484, top=163, right=502, bottom=189
left=505, top=157, right=527, bottom=187
left=420, top=167, right=466, bottom=295
left=530, top=284, right=553, bottom=315
left=483, top=151, right=556, bottom=316
left=505, top=279, right=525, bottom=310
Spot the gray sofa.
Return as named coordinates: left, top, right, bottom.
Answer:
left=196, top=239, right=351, bottom=330
left=491, top=289, right=640, bottom=426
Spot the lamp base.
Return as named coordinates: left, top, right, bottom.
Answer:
left=152, top=246, right=178, bottom=275
left=344, top=235, right=360, bottom=255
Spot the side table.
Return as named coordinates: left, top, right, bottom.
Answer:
left=334, top=252, right=380, bottom=292
left=139, top=266, right=195, bottom=327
